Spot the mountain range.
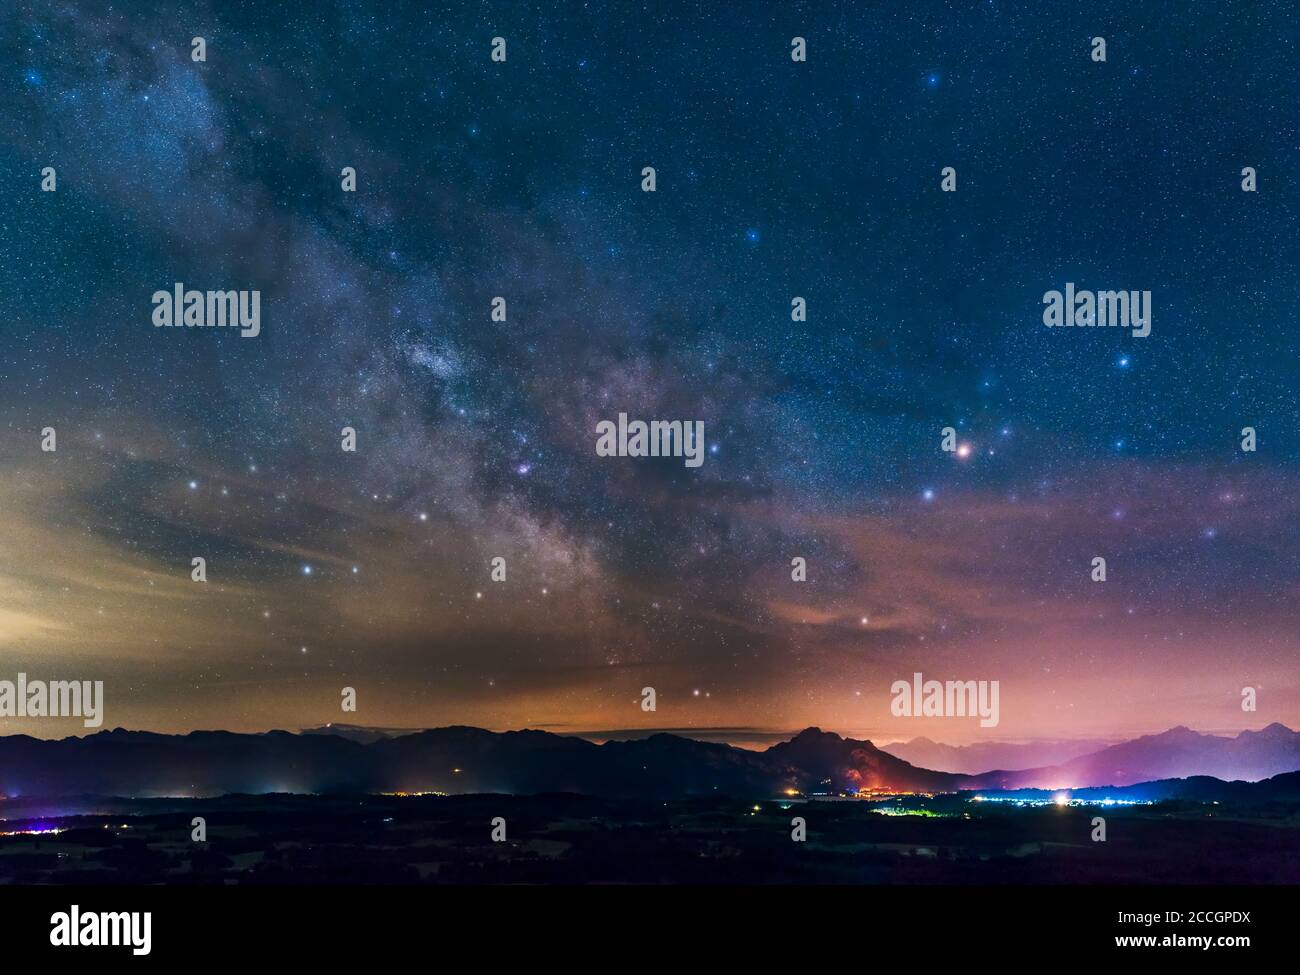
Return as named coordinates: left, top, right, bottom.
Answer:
left=879, top=736, right=1115, bottom=775
left=0, top=723, right=1296, bottom=800
left=969, top=723, right=1300, bottom=790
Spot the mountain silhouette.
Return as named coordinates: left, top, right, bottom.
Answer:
left=766, top=727, right=968, bottom=793
left=0, top=723, right=1295, bottom=799
left=969, top=723, right=1300, bottom=789
left=880, top=735, right=1113, bottom=774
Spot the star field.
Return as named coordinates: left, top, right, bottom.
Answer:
left=0, top=1, right=1297, bottom=743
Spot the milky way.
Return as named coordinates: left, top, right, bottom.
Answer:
left=0, top=2, right=1297, bottom=743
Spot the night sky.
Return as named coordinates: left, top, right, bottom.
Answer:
left=0, top=2, right=1297, bottom=744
